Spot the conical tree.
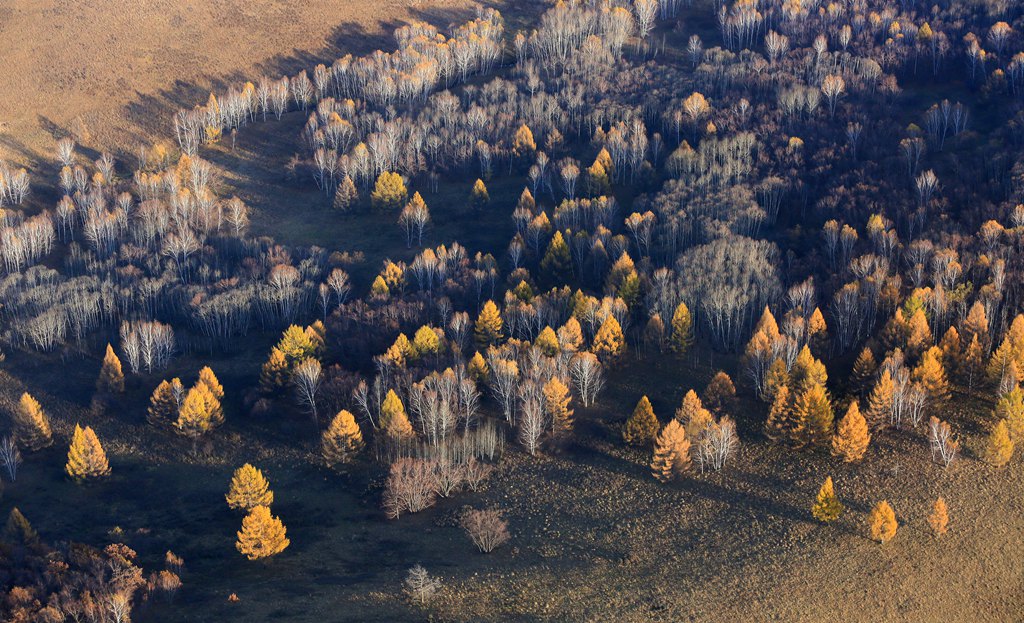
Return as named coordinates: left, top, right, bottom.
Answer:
left=764, top=384, right=794, bottom=442
left=276, top=325, right=316, bottom=366
left=996, top=385, right=1024, bottom=443
left=763, top=357, right=790, bottom=403
left=913, top=346, right=950, bottom=410
left=543, top=377, right=574, bottom=438
left=868, top=500, right=898, bottom=543
left=13, top=392, right=52, bottom=451
left=790, top=345, right=828, bottom=394
left=471, top=179, right=490, bottom=212
left=928, top=497, right=949, bottom=537
left=236, top=505, right=290, bottom=560
left=380, top=390, right=414, bottom=440
left=593, top=314, right=625, bottom=362
left=5, top=507, right=39, bottom=546
left=65, top=424, right=111, bottom=482
left=147, top=379, right=182, bottom=427
left=474, top=300, right=504, bottom=347
left=198, top=366, right=224, bottom=400
left=792, top=383, right=833, bottom=448
left=333, top=174, right=358, bottom=211
left=984, top=419, right=1014, bottom=467
left=865, top=369, right=895, bottom=430
left=176, top=384, right=215, bottom=446
left=535, top=326, right=560, bottom=357
left=260, top=348, right=290, bottom=394
left=226, top=464, right=274, bottom=511
left=96, top=344, right=125, bottom=394
left=557, top=317, right=584, bottom=352
left=702, top=371, right=736, bottom=416
left=675, top=389, right=713, bottom=440
left=849, top=347, right=877, bottom=396
left=811, top=477, right=843, bottom=523
left=650, top=419, right=691, bottom=482
left=832, top=401, right=870, bottom=462
left=540, top=231, right=572, bottom=284
left=467, top=351, right=489, bottom=383
left=322, top=409, right=364, bottom=467
left=623, top=396, right=659, bottom=446
left=905, top=308, right=933, bottom=358
left=670, top=302, right=694, bottom=355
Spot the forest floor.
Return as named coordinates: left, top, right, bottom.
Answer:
left=2, top=0, right=1023, bottom=622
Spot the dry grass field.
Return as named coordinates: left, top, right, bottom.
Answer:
left=0, top=0, right=496, bottom=163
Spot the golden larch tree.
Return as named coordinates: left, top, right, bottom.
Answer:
left=226, top=464, right=274, bottom=511
left=557, top=316, right=584, bottom=352
left=260, top=348, right=290, bottom=394
left=865, top=369, right=895, bottom=430
left=792, top=383, right=833, bottom=448
left=13, top=392, right=53, bottom=451
left=176, top=384, right=215, bottom=445
left=96, top=344, right=125, bottom=394
left=474, top=300, right=504, bottom=347
left=764, top=384, right=793, bottom=442
left=811, top=477, right=843, bottom=523
left=543, top=377, right=574, bottom=437
left=984, top=419, right=1014, bottom=467
left=675, top=389, right=713, bottom=440
left=471, top=178, right=490, bottom=211
left=198, top=366, right=224, bottom=400
left=913, top=346, right=950, bottom=410
left=276, top=325, right=316, bottom=366
left=623, top=396, right=659, bottom=446
left=832, top=401, right=870, bottom=462
left=996, top=386, right=1024, bottom=442
left=468, top=351, right=489, bottom=383
left=868, top=500, right=898, bottom=543
left=702, top=371, right=736, bottom=416
left=411, top=325, right=443, bottom=360
left=593, top=314, right=625, bottom=362
left=928, top=497, right=949, bottom=537
left=148, top=378, right=183, bottom=427
left=236, top=505, right=290, bottom=560
left=670, top=302, right=694, bottom=355
left=65, top=424, right=111, bottom=482
left=371, top=171, right=408, bottom=213
left=535, top=326, right=560, bottom=357
left=380, top=390, right=414, bottom=440
left=849, top=347, right=877, bottom=396
left=322, top=409, right=364, bottom=467
left=650, top=419, right=691, bottom=482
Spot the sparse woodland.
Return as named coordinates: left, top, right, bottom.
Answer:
left=3, top=0, right=1024, bottom=620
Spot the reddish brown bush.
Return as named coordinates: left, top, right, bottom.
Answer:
left=382, top=458, right=438, bottom=519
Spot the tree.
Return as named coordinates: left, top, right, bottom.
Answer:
left=333, top=174, right=358, bottom=210
left=623, top=396, right=659, bottom=446
left=471, top=179, right=490, bottom=212
left=913, top=346, right=950, bottom=411
left=675, top=389, right=713, bottom=440
left=292, top=358, right=323, bottom=421
left=405, top=565, right=440, bottom=605
left=147, top=379, right=183, bottom=426
left=474, top=300, right=504, bottom=347
left=650, top=419, right=691, bottom=482
left=236, top=506, right=289, bottom=560
left=670, top=302, right=694, bottom=355
left=260, top=348, right=290, bottom=394
left=65, top=424, right=111, bottom=482
left=399, top=192, right=430, bottom=248
left=593, top=314, right=625, bottom=362
left=276, top=325, right=317, bottom=365
left=226, top=464, right=274, bottom=511
left=543, top=377, right=574, bottom=438
left=558, top=317, right=584, bottom=352
left=996, top=386, right=1024, bottom=443
left=176, top=384, right=216, bottom=447
left=764, top=384, right=793, bottom=442
left=540, top=231, right=572, bottom=284
left=821, top=74, right=846, bottom=117
left=865, top=369, right=895, bottom=430
left=322, top=410, right=364, bottom=467
left=411, top=325, right=443, bottom=360
left=512, top=124, right=536, bottom=160
left=535, top=326, right=560, bottom=357
left=811, top=477, right=843, bottom=523
left=984, top=419, right=1014, bottom=467
left=198, top=366, right=224, bottom=400
left=381, top=390, right=414, bottom=440
left=13, top=392, right=52, bottom=451
left=849, top=347, right=877, bottom=396
left=97, top=344, right=125, bottom=394
left=371, top=171, right=408, bottom=213
left=462, top=509, right=510, bottom=553
left=703, top=371, right=736, bottom=416
left=832, top=401, right=870, bottom=462
left=928, top=497, right=949, bottom=537
left=792, top=383, right=833, bottom=448
left=868, top=501, right=898, bottom=543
